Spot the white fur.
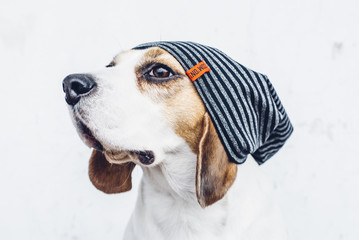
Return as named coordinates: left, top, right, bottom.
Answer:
left=72, top=50, right=182, bottom=166
left=69, top=49, right=288, bottom=240
left=124, top=143, right=287, bottom=240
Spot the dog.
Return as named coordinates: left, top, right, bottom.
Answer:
left=63, top=45, right=288, bottom=240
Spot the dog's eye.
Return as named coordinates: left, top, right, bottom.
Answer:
left=149, top=66, right=173, bottom=78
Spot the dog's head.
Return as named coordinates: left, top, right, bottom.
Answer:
left=63, top=47, right=237, bottom=207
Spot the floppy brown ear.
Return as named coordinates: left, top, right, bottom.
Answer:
left=196, top=113, right=238, bottom=208
left=88, top=149, right=136, bottom=194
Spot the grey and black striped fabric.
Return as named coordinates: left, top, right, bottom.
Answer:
left=133, top=41, right=293, bottom=165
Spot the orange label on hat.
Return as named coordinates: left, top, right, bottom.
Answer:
left=186, top=60, right=210, bottom=82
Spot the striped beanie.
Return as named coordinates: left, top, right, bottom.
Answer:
left=133, top=41, right=293, bottom=165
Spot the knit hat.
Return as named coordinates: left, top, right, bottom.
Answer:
left=133, top=41, right=293, bottom=165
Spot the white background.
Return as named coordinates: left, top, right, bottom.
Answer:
left=1, top=0, right=358, bottom=239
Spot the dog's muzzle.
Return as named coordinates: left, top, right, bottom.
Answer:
left=62, top=74, right=96, bottom=106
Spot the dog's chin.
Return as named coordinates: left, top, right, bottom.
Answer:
left=74, top=118, right=156, bottom=166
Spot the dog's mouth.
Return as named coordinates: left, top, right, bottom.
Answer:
left=76, top=119, right=104, bottom=152
left=75, top=118, right=155, bottom=165
left=104, top=149, right=155, bottom=165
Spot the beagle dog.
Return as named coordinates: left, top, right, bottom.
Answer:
left=63, top=47, right=288, bottom=240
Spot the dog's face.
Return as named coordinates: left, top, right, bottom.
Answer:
left=63, top=47, right=237, bottom=207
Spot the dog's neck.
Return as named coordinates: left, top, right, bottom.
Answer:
left=125, top=144, right=286, bottom=240
left=143, top=146, right=198, bottom=201
left=132, top=144, right=229, bottom=239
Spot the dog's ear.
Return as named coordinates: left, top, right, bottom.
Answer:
left=196, top=113, right=237, bottom=208
left=88, top=149, right=136, bottom=194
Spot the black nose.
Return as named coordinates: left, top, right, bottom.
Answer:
left=62, top=74, right=96, bottom=106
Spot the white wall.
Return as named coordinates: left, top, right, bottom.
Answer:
left=1, top=0, right=358, bottom=239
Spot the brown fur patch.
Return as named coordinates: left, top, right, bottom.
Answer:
left=143, top=47, right=166, bottom=59
left=134, top=47, right=206, bottom=153
left=163, top=79, right=206, bottom=154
